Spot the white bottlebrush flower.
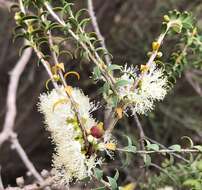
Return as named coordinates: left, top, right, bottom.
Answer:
left=38, top=86, right=100, bottom=185
left=118, top=64, right=168, bottom=115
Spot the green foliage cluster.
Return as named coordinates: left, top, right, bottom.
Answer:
left=141, top=157, right=202, bottom=190
left=11, top=0, right=202, bottom=189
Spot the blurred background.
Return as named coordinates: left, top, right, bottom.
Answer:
left=0, top=0, right=202, bottom=189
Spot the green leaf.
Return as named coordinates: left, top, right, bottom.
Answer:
left=115, top=80, right=130, bottom=88
left=94, top=168, right=103, bottom=181
left=103, top=83, right=110, bottom=94
left=114, top=169, right=119, bottom=181
left=183, top=179, right=201, bottom=188
left=80, top=176, right=90, bottom=183
left=108, top=64, right=122, bottom=71
left=169, top=144, right=181, bottom=152
left=147, top=144, right=160, bottom=151
left=75, top=9, right=88, bottom=21
left=143, top=155, right=151, bottom=166
left=122, top=145, right=137, bottom=153
left=194, top=145, right=202, bottom=152
left=22, top=15, right=39, bottom=21
left=79, top=18, right=91, bottom=30
left=107, top=177, right=118, bottom=190
left=93, top=66, right=101, bottom=79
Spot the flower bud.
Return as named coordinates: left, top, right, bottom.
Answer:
left=163, top=15, right=170, bottom=22
left=152, top=41, right=160, bottom=51
left=157, top=52, right=163, bottom=58
left=14, top=12, right=22, bottom=21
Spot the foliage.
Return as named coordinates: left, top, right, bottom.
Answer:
left=6, top=0, right=202, bottom=189
left=141, top=157, right=202, bottom=190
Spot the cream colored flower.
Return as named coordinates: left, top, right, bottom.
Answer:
left=118, top=65, right=168, bottom=114
left=38, top=86, right=100, bottom=185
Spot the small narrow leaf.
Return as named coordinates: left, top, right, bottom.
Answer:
left=94, top=168, right=103, bottom=181
left=147, top=144, right=160, bottom=151
left=107, top=177, right=118, bottom=190
left=169, top=144, right=181, bottom=152
left=115, top=80, right=130, bottom=88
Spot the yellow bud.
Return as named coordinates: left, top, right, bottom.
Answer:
left=147, top=51, right=152, bottom=57
left=27, top=25, right=34, bottom=33
left=140, top=65, right=149, bottom=73
left=116, top=107, right=123, bottom=119
left=53, top=74, right=60, bottom=81
left=14, top=12, right=21, bottom=21
left=56, top=63, right=65, bottom=72
left=157, top=52, right=163, bottom=58
left=152, top=41, right=160, bottom=51
left=97, top=122, right=104, bottom=131
left=163, top=15, right=170, bottom=22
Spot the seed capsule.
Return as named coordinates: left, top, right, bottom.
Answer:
left=90, top=123, right=104, bottom=138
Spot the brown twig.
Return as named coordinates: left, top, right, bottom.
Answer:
left=0, top=166, right=4, bottom=190
left=87, top=0, right=111, bottom=66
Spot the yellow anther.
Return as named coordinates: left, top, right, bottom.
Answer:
left=152, top=41, right=160, bottom=51
left=105, top=143, right=116, bottom=151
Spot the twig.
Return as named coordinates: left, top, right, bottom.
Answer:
left=10, top=133, right=43, bottom=182
left=134, top=113, right=145, bottom=150
left=185, top=70, right=202, bottom=97
left=0, top=46, right=32, bottom=147
left=0, top=42, right=43, bottom=182
left=147, top=137, right=190, bottom=163
left=87, top=0, right=111, bottom=66
left=39, top=8, right=89, bottom=148
left=0, top=166, right=4, bottom=190
left=5, top=176, right=55, bottom=190
left=117, top=148, right=201, bottom=154
left=44, top=2, right=117, bottom=93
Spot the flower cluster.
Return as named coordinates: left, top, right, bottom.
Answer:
left=38, top=86, right=101, bottom=185
left=118, top=64, right=168, bottom=115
